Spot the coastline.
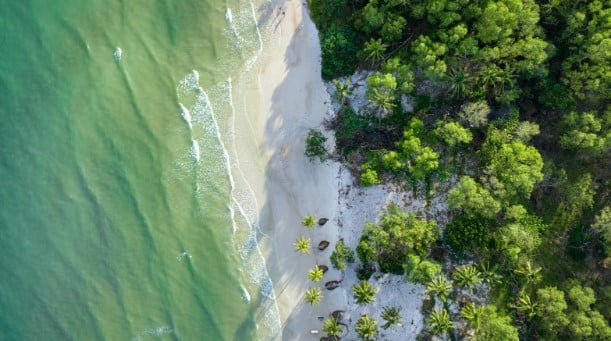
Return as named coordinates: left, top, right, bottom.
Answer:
left=249, top=0, right=345, bottom=338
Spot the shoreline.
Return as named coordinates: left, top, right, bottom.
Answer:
left=250, top=0, right=345, bottom=338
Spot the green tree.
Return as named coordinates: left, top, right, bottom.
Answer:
left=411, top=35, right=448, bottom=79
left=448, top=176, right=501, bottom=219
left=477, top=305, right=519, bottom=341
left=358, top=204, right=439, bottom=274
left=459, top=100, right=490, bottom=128
left=355, top=315, right=378, bottom=341
left=406, top=254, right=442, bottom=284
left=322, top=316, right=343, bottom=339
left=302, top=214, right=316, bottom=229
left=428, top=308, right=454, bottom=336
left=484, top=140, right=544, bottom=201
left=381, top=57, right=414, bottom=94
left=330, top=239, right=355, bottom=270
left=497, top=222, right=542, bottom=264
left=381, top=306, right=403, bottom=330
left=426, top=276, right=452, bottom=302
left=293, top=235, right=311, bottom=254
left=352, top=280, right=378, bottom=305
left=360, top=162, right=380, bottom=186
left=434, top=120, right=473, bottom=147
left=560, top=111, right=611, bottom=155
left=304, top=287, right=323, bottom=305
left=308, top=265, right=324, bottom=282
left=536, top=286, right=569, bottom=333
left=305, top=129, right=328, bottom=163
left=452, top=264, right=481, bottom=291
left=592, top=206, right=611, bottom=255
left=320, top=25, right=360, bottom=79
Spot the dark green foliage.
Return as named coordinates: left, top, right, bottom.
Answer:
left=330, top=239, right=355, bottom=270
left=333, top=107, right=369, bottom=156
left=304, top=129, right=328, bottom=162
left=358, top=204, right=439, bottom=274
left=444, top=214, right=493, bottom=256
left=320, top=25, right=360, bottom=80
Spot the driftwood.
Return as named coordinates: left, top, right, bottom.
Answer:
left=330, top=310, right=344, bottom=320
left=325, top=280, right=341, bottom=290
left=318, top=218, right=329, bottom=226
left=319, top=265, right=329, bottom=274
left=318, top=240, right=330, bottom=250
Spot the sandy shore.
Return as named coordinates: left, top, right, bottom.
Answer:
left=251, top=1, right=451, bottom=339
left=251, top=0, right=346, bottom=339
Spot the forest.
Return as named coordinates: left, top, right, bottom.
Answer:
left=306, top=0, right=611, bottom=339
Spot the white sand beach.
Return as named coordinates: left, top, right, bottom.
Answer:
left=245, top=0, right=451, bottom=339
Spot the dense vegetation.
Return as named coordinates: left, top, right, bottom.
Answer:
left=308, top=0, right=610, bottom=339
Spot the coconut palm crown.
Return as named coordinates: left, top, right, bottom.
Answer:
left=352, top=280, right=378, bottom=305
left=293, top=235, right=311, bottom=254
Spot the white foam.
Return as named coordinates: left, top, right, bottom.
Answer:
left=191, top=139, right=200, bottom=163
left=179, top=103, right=193, bottom=130
left=225, top=8, right=233, bottom=23
left=241, top=284, right=251, bottom=302
left=113, top=47, right=122, bottom=61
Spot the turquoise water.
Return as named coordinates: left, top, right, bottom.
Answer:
left=0, top=0, right=278, bottom=339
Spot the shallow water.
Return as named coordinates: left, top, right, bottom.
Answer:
left=0, top=0, right=279, bottom=339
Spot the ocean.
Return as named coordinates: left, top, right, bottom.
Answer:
left=0, top=0, right=280, bottom=339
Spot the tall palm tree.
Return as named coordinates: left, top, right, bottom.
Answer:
left=460, top=302, right=484, bottom=332
left=352, top=280, right=378, bottom=305
left=369, top=88, right=395, bottom=117
left=308, top=265, right=324, bottom=282
left=452, top=265, right=481, bottom=291
left=448, top=67, right=468, bottom=99
left=355, top=314, right=378, bottom=341
left=294, top=235, right=311, bottom=254
left=302, top=214, right=316, bottom=229
left=381, top=306, right=403, bottom=330
left=333, top=79, right=352, bottom=105
left=513, top=292, right=538, bottom=320
left=363, top=38, right=387, bottom=65
left=322, top=316, right=343, bottom=340
left=304, top=287, right=323, bottom=305
left=426, top=276, right=452, bottom=302
left=428, top=308, right=454, bottom=336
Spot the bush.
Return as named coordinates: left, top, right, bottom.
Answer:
left=304, top=129, right=328, bottom=162
left=320, top=25, right=360, bottom=80
left=405, top=254, right=442, bottom=284
left=330, top=239, right=355, bottom=270
left=444, top=215, right=493, bottom=257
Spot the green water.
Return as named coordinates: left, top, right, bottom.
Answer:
left=0, top=0, right=278, bottom=339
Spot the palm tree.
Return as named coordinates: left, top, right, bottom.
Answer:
left=426, top=276, right=452, bottom=302
left=333, top=79, right=352, bottom=105
left=513, top=260, right=542, bottom=288
left=352, top=280, right=378, bottom=305
left=355, top=314, right=378, bottom=341
left=308, top=265, right=324, bottom=282
left=452, top=265, right=481, bottom=291
left=381, top=306, right=403, bottom=330
left=448, top=67, right=468, bottom=99
left=294, top=235, right=311, bottom=254
left=428, top=308, right=454, bottom=336
left=304, top=287, right=323, bottom=305
left=363, top=38, right=387, bottom=65
left=302, top=214, right=316, bottom=229
left=322, top=316, right=343, bottom=340
left=479, top=262, right=502, bottom=285
left=460, top=302, right=484, bottom=332
left=513, top=292, right=538, bottom=320
left=369, top=88, right=395, bottom=117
